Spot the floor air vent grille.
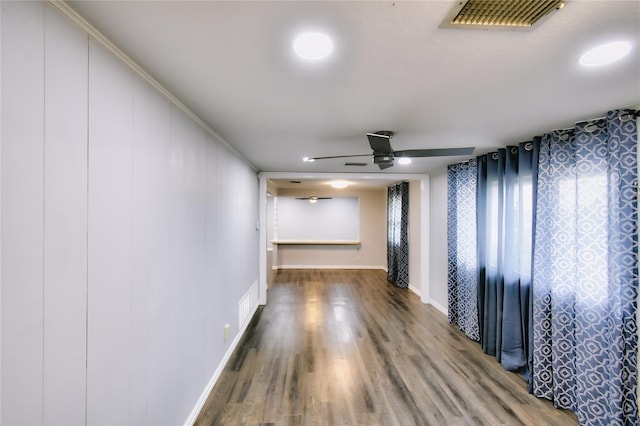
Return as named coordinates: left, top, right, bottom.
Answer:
left=238, top=281, right=258, bottom=329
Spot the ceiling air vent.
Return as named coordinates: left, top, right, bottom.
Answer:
left=344, top=162, right=368, bottom=167
left=441, top=0, right=564, bottom=31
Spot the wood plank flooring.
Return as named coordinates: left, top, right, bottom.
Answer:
left=195, top=269, right=577, bottom=425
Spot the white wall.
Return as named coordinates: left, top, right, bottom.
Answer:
left=2, top=3, right=46, bottom=423
left=408, top=179, right=424, bottom=297
left=275, top=196, right=360, bottom=242
left=266, top=195, right=275, bottom=249
left=0, top=2, right=259, bottom=424
left=429, top=167, right=450, bottom=315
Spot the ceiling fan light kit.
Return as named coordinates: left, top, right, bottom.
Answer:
left=295, top=196, right=332, bottom=203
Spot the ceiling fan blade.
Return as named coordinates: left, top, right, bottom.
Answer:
left=394, top=147, right=475, bottom=157
left=307, top=153, right=371, bottom=161
left=366, top=132, right=394, bottom=155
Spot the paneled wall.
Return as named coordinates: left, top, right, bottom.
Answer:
left=0, top=2, right=259, bottom=424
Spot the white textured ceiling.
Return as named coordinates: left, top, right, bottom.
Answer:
left=68, top=0, right=639, bottom=179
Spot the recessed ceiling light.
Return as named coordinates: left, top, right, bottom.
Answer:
left=303, top=157, right=315, bottom=162
left=330, top=180, right=349, bottom=189
left=579, top=41, right=632, bottom=67
left=293, top=32, right=333, bottom=60
left=397, top=157, right=412, bottom=165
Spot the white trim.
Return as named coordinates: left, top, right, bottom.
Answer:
left=260, top=171, right=430, bottom=183
left=276, top=265, right=386, bottom=270
left=271, top=240, right=361, bottom=245
left=46, top=0, right=256, bottom=173
left=184, top=303, right=259, bottom=426
left=409, top=285, right=421, bottom=297
left=0, top=2, right=3, bottom=419
left=429, top=299, right=448, bottom=317
left=258, top=175, right=268, bottom=305
left=419, top=176, right=430, bottom=304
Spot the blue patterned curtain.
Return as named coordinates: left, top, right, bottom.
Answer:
left=532, top=110, right=638, bottom=425
left=476, top=143, right=538, bottom=376
left=447, top=160, right=479, bottom=341
left=387, top=182, right=409, bottom=288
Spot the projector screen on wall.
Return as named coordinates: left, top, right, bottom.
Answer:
left=275, top=196, right=359, bottom=242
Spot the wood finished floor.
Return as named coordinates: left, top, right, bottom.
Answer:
left=195, top=269, right=577, bottom=425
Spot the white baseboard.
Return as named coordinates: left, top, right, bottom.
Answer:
left=409, top=285, right=421, bottom=297
left=429, top=299, right=448, bottom=317
left=184, top=299, right=259, bottom=425
left=276, top=265, right=386, bottom=270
